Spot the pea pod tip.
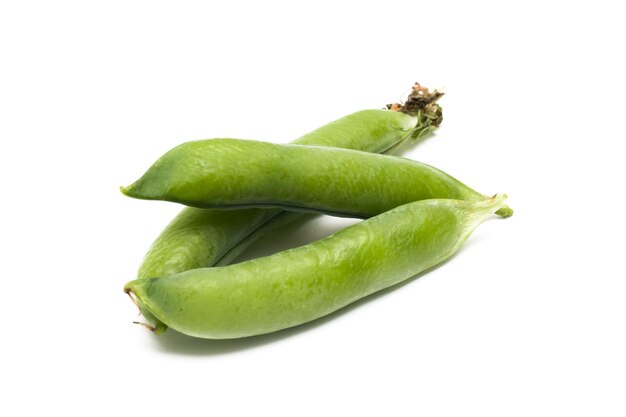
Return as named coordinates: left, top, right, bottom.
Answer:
left=483, top=193, right=512, bottom=218
left=120, top=183, right=143, bottom=199
left=496, top=205, right=514, bottom=218
left=125, top=281, right=168, bottom=335
left=124, top=287, right=140, bottom=312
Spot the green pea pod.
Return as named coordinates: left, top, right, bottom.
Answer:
left=121, top=138, right=513, bottom=218
left=124, top=195, right=508, bottom=339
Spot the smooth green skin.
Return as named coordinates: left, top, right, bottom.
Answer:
left=137, top=109, right=424, bottom=280
left=124, top=196, right=507, bottom=339
left=122, top=138, right=508, bottom=217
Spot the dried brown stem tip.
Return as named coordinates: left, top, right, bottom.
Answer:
left=133, top=321, right=157, bottom=332
left=125, top=289, right=141, bottom=315
left=402, top=82, right=444, bottom=115
left=412, top=82, right=429, bottom=93
left=387, top=82, right=444, bottom=117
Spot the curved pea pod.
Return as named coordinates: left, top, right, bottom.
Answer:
left=121, top=139, right=513, bottom=218
left=124, top=195, right=508, bottom=339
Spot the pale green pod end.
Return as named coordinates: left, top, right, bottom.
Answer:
left=468, top=194, right=509, bottom=226
left=495, top=205, right=514, bottom=218
left=120, top=181, right=162, bottom=201
left=119, top=184, right=139, bottom=198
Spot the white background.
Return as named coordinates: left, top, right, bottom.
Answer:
left=1, top=1, right=624, bottom=416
